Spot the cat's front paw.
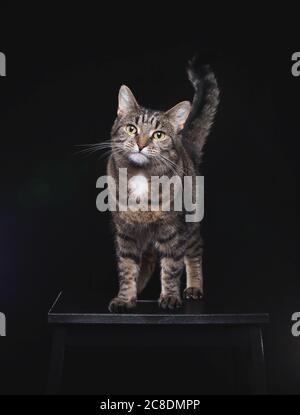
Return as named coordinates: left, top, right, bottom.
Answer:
left=183, top=287, right=203, bottom=300
left=158, top=294, right=182, bottom=310
left=108, top=297, right=137, bottom=313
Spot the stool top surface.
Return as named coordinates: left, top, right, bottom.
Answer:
left=48, top=291, right=269, bottom=325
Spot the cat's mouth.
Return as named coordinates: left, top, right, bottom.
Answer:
left=128, top=152, right=150, bottom=166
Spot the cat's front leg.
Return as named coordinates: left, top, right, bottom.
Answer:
left=109, top=233, right=141, bottom=312
left=156, top=234, right=185, bottom=309
left=183, top=232, right=204, bottom=300
left=159, top=255, right=184, bottom=309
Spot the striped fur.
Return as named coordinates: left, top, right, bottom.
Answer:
left=108, top=60, right=219, bottom=312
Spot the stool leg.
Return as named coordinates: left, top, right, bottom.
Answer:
left=249, top=326, right=267, bottom=394
left=232, top=346, right=248, bottom=394
left=47, top=327, right=66, bottom=394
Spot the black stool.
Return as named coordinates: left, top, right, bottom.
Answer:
left=47, top=291, right=269, bottom=394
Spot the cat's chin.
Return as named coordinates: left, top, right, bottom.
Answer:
left=128, top=152, right=149, bottom=166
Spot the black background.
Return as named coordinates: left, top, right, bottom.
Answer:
left=0, top=7, right=299, bottom=394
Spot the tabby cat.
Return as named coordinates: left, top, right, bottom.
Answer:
left=107, top=60, right=219, bottom=312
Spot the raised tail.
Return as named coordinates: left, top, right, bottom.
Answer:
left=184, top=58, right=220, bottom=163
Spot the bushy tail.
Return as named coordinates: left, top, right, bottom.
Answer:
left=184, top=58, right=220, bottom=163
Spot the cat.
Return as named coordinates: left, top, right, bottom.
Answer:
left=107, top=59, right=219, bottom=312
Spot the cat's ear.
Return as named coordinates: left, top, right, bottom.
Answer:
left=118, top=85, right=139, bottom=117
left=165, top=101, right=191, bottom=131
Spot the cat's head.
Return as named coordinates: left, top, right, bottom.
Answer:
left=111, top=85, right=191, bottom=167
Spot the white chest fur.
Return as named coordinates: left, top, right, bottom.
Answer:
left=128, top=175, right=149, bottom=200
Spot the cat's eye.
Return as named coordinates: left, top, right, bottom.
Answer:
left=152, top=131, right=166, bottom=140
left=125, top=124, right=137, bottom=135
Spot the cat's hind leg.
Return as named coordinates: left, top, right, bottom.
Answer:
left=137, top=245, right=157, bottom=295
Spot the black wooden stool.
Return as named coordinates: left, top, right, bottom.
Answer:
left=47, top=291, right=269, bottom=394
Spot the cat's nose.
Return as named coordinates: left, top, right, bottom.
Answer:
left=137, top=137, right=148, bottom=151
left=137, top=142, right=146, bottom=150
